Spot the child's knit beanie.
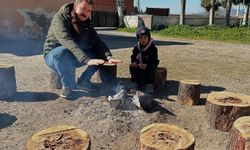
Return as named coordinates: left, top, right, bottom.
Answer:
left=136, top=26, right=151, bottom=40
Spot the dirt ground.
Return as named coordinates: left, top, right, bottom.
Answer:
left=0, top=31, right=250, bottom=150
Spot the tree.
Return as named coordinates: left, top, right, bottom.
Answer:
left=201, top=0, right=222, bottom=11
left=232, top=0, right=250, bottom=26
left=209, top=0, right=216, bottom=25
left=180, top=0, right=186, bottom=25
left=220, top=0, right=233, bottom=26
left=242, top=4, right=249, bottom=25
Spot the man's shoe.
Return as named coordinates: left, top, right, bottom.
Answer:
left=60, top=86, right=73, bottom=99
left=77, top=79, right=99, bottom=92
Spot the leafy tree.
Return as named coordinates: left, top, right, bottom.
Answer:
left=201, top=0, right=222, bottom=11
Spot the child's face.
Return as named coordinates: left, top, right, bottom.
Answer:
left=139, top=35, right=149, bottom=46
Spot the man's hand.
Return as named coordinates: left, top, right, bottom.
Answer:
left=107, top=58, right=123, bottom=64
left=87, top=59, right=105, bottom=66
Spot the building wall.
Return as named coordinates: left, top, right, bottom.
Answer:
left=0, top=0, right=72, bottom=40
left=124, top=15, right=240, bottom=29
left=0, top=0, right=133, bottom=40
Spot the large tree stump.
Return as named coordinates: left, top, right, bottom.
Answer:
left=177, top=80, right=201, bottom=106
left=139, top=123, right=195, bottom=150
left=0, top=64, right=17, bottom=99
left=205, top=92, right=250, bottom=132
left=26, top=125, right=91, bottom=150
left=228, top=116, right=250, bottom=150
left=50, top=69, right=75, bottom=89
left=154, top=67, right=167, bottom=89
left=96, top=63, right=117, bottom=83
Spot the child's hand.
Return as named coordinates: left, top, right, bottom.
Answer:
left=130, top=63, right=138, bottom=67
left=139, top=63, right=147, bottom=69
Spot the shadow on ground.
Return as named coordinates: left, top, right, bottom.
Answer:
left=0, top=39, right=44, bottom=56
left=116, top=78, right=225, bottom=106
left=0, top=113, right=17, bottom=129
left=0, top=92, right=59, bottom=102
left=145, top=100, right=176, bottom=116
left=0, top=32, right=193, bottom=56
left=99, top=33, right=193, bottom=50
left=155, top=80, right=226, bottom=105
left=70, top=83, right=118, bottom=100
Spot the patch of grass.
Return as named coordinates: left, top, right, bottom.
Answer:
left=116, top=27, right=137, bottom=33
left=117, top=25, right=250, bottom=44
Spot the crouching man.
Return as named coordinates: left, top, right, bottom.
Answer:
left=44, top=0, right=122, bottom=99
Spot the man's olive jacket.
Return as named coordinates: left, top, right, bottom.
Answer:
left=44, top=3, right=112, bottom=63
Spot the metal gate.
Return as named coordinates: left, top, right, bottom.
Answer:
left=92, top=11, right=118, bottom=27
left=91, top=3, right=118, bottom=27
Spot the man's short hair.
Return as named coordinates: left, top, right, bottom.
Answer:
left=75, top=0, right=94, bottom=5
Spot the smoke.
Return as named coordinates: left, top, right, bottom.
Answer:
left=107, top=82, right=153, bottom=111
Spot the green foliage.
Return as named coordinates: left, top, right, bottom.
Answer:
left=117, top=25, right=250, bottom=44
left=156, top=25, right=250, bottom=43
left=201, top=0, right=222, bottom=11
left=116, top=27, right=137, bottom=33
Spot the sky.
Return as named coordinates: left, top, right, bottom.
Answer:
left=134, top=0, right=207, bottom=14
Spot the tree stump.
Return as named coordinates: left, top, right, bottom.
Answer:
left=26, top=125, right=91, bottom=150
left=177, top=80, right=201, bottom=106
left=228, top=116, right=250, bottom=150
left=96, top=63, right=117, bottom=83
left=50, top=69, right=75, bottom=89
left=139, top=123, right=195, bottom=150
left=0, top=64, right=17, bottom=99
left=205, top=92, right=250, bottom=132
left=154, top=67, right=167, bottom=89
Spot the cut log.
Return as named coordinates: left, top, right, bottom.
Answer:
left=228, top=116, right=250, bottom=150
left=205, top=92, right=250, bottom=132
left=96, top=63, right=117, bottom=83
left=139, top=123, right=195, bottom=150
left=0, top=64, right=17, bottom=99
left=154, top=67, right=167, bottom=89
left=50, top=70, right=62, bottom=89
left=26, top=125, right=91, bottom=150
left=177, top=80, right=201, bottom=106
left=50, top=69, right=75, bottom=89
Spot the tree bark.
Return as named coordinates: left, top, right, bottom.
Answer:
left=177, top=80, right=201, bottom=106
left=209, top=0, right=215, bottom=25
left=50, top=69, right=76, bottom=89
left=139, top=123, right=195, bottom=150
left=154, top=67, right=167, bottom=89
left=225, top=0, right=232, bottom=26
left=205, top=92, right=250, bottom=132
left=26, top=125, right=91, bottom=150
left=0, top=64, right=17, bottom=99
left=96, top=63, right=117, bottom=83
left=228, top=116, right=250, bottom=150
left=242, top=4, right=249, bottom=26
left=180, top=0, right=186, bottom=25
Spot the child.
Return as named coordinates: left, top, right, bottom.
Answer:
left=130, top=26, right=159, bottom=93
